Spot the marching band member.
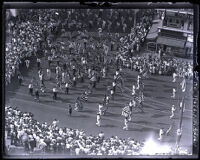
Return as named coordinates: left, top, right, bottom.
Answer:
left=46, top=68, right=51, bottom=80
left=170, top=105, right=176, bottom=119
left=65, top=82, right=69, bottom=94
left=136, top=74, right=141, bottom=90
left=96, top=113, right=101, bottom=127
left=175, top=128, right=182, bottom=152
left=132, top=84, right=136, bottom=97
left=158, top=128, right=164, bottom=141
left=28, top=83, right=33, bottom=96
left=98, top=103, right=104, bottom=116
left=180, top=76, right=186, bottom=93
left=25, top=59, right=30, bottom=69
left=53, top=87, right=58, bottom=100
left=123, top=117, right=129, bottom=130
left=112, top=81, right=116, bottom=93
left=172, top=72, right=177, bottom=83
left=110, top=89, right=114, bottom=100
left=171, top=88, right=176, bottom=99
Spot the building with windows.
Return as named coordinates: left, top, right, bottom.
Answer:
left=146, top=9, right=193, bottom=58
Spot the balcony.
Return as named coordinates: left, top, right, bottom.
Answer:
left=158, top=26, right=193, bottom=35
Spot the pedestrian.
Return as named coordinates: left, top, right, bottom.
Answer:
left=28, top=83, right=33, bottom=96
left=68, top=104, right=72, bottom=116
left=53, top=87, right=58, bottom=100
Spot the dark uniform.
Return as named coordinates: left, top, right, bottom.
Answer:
left=69, top=104, right=72, bottom=116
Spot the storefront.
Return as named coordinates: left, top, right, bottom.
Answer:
left=156, top=36, right=186, bottom=57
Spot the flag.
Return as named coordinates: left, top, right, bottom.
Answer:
left=122, top=106, right=130, bottom=117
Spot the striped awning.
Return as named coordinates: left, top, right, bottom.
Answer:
left=156, top=36, right=186, bottom=48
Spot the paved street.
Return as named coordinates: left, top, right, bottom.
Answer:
left=5, top=45, right=193, bottom=155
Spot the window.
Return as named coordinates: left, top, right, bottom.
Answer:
left=169, top=18, right=172, bottom=23
left=176, top=19, right=179, bottom=24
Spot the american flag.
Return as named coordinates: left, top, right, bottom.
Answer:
left=122, top=106, right=130, bottom=117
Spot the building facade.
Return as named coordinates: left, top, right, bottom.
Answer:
left=156, top=9, right=193, bottom=58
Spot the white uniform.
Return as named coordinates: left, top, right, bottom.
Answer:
left=96, top=114, right=101, bottom=127
left=180, top=78, right=186, bottom=93
left=170, top=105, right=176, bottom=119
left=136, top=75, right=141, bottom=89
left=171, top=88, right=176, bottom=98
left=99, top=104, right=104, bottom=115
left=123, top=118, right=129, bottom=130
left=47, top=69, right=51, bottom=80
left=25, top=60, right=30, bottom=68
left=158, top=128, right=164, bottom=141
left=172, top=72, right=177, bottom=82
left=132, top=85, right=136, bottom=95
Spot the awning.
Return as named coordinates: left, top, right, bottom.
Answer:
left=185, top=41, right=193, bottom=48
left=156, top=36, right=186, bottom=48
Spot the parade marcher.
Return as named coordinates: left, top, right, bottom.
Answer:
left=123, top=117, right=129, bottom=130
left=68, top=104, right=72, bottom=116
left=17, top=74, right=23, bottom=86
left=53, top=87, right=58, bottom=100
left=132, top=84, right=136, bottom=97
left=170, top=105, right=176, bottom=119
left=28, top=83, right=33, bottom=96
left=158, top=128, right=165, bottom=141
left=39, top=71, right=44, bottom=85
left=175, top=128, right=182, bottom=152
left=72, top=76, right=77, bottom=87
left=136, top=74, right=141, bottom=90
left=36, top=57, right=41, bottom=69
left=62, top=72, right=66, bottom=84
left=96, top=113, right=101, bottom=127
left=102, top=66, right=106, bottom=78
left=34, top=88, right=39, bottom=102
left=172, top=72, right=177, bottom=82
left=112, top=81, right=116, bottom=93
left=110, top=89, right=114, bottom=100
left=171, top=88, right=176, bottom=99
left=98, top=103, right=104, bottom=116
left=46, top=68, right=51, bottom=80
left=65, top=82, right=69, bottom=94
left=48, top=56, right=52, bottom=67
left=180, top=76, right=186, bottom=93
left=25, top=59, right=30, bottom=69
left=74, top=97, right=83, bottom=111
left=81, top=91, right=89, bottom=102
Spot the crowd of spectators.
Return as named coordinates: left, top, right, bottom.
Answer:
left=122, top=55, right=193, bottom=79
left=5, top=9, right=154, bottom=86
left=5, top=105, right=144, bottom=155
